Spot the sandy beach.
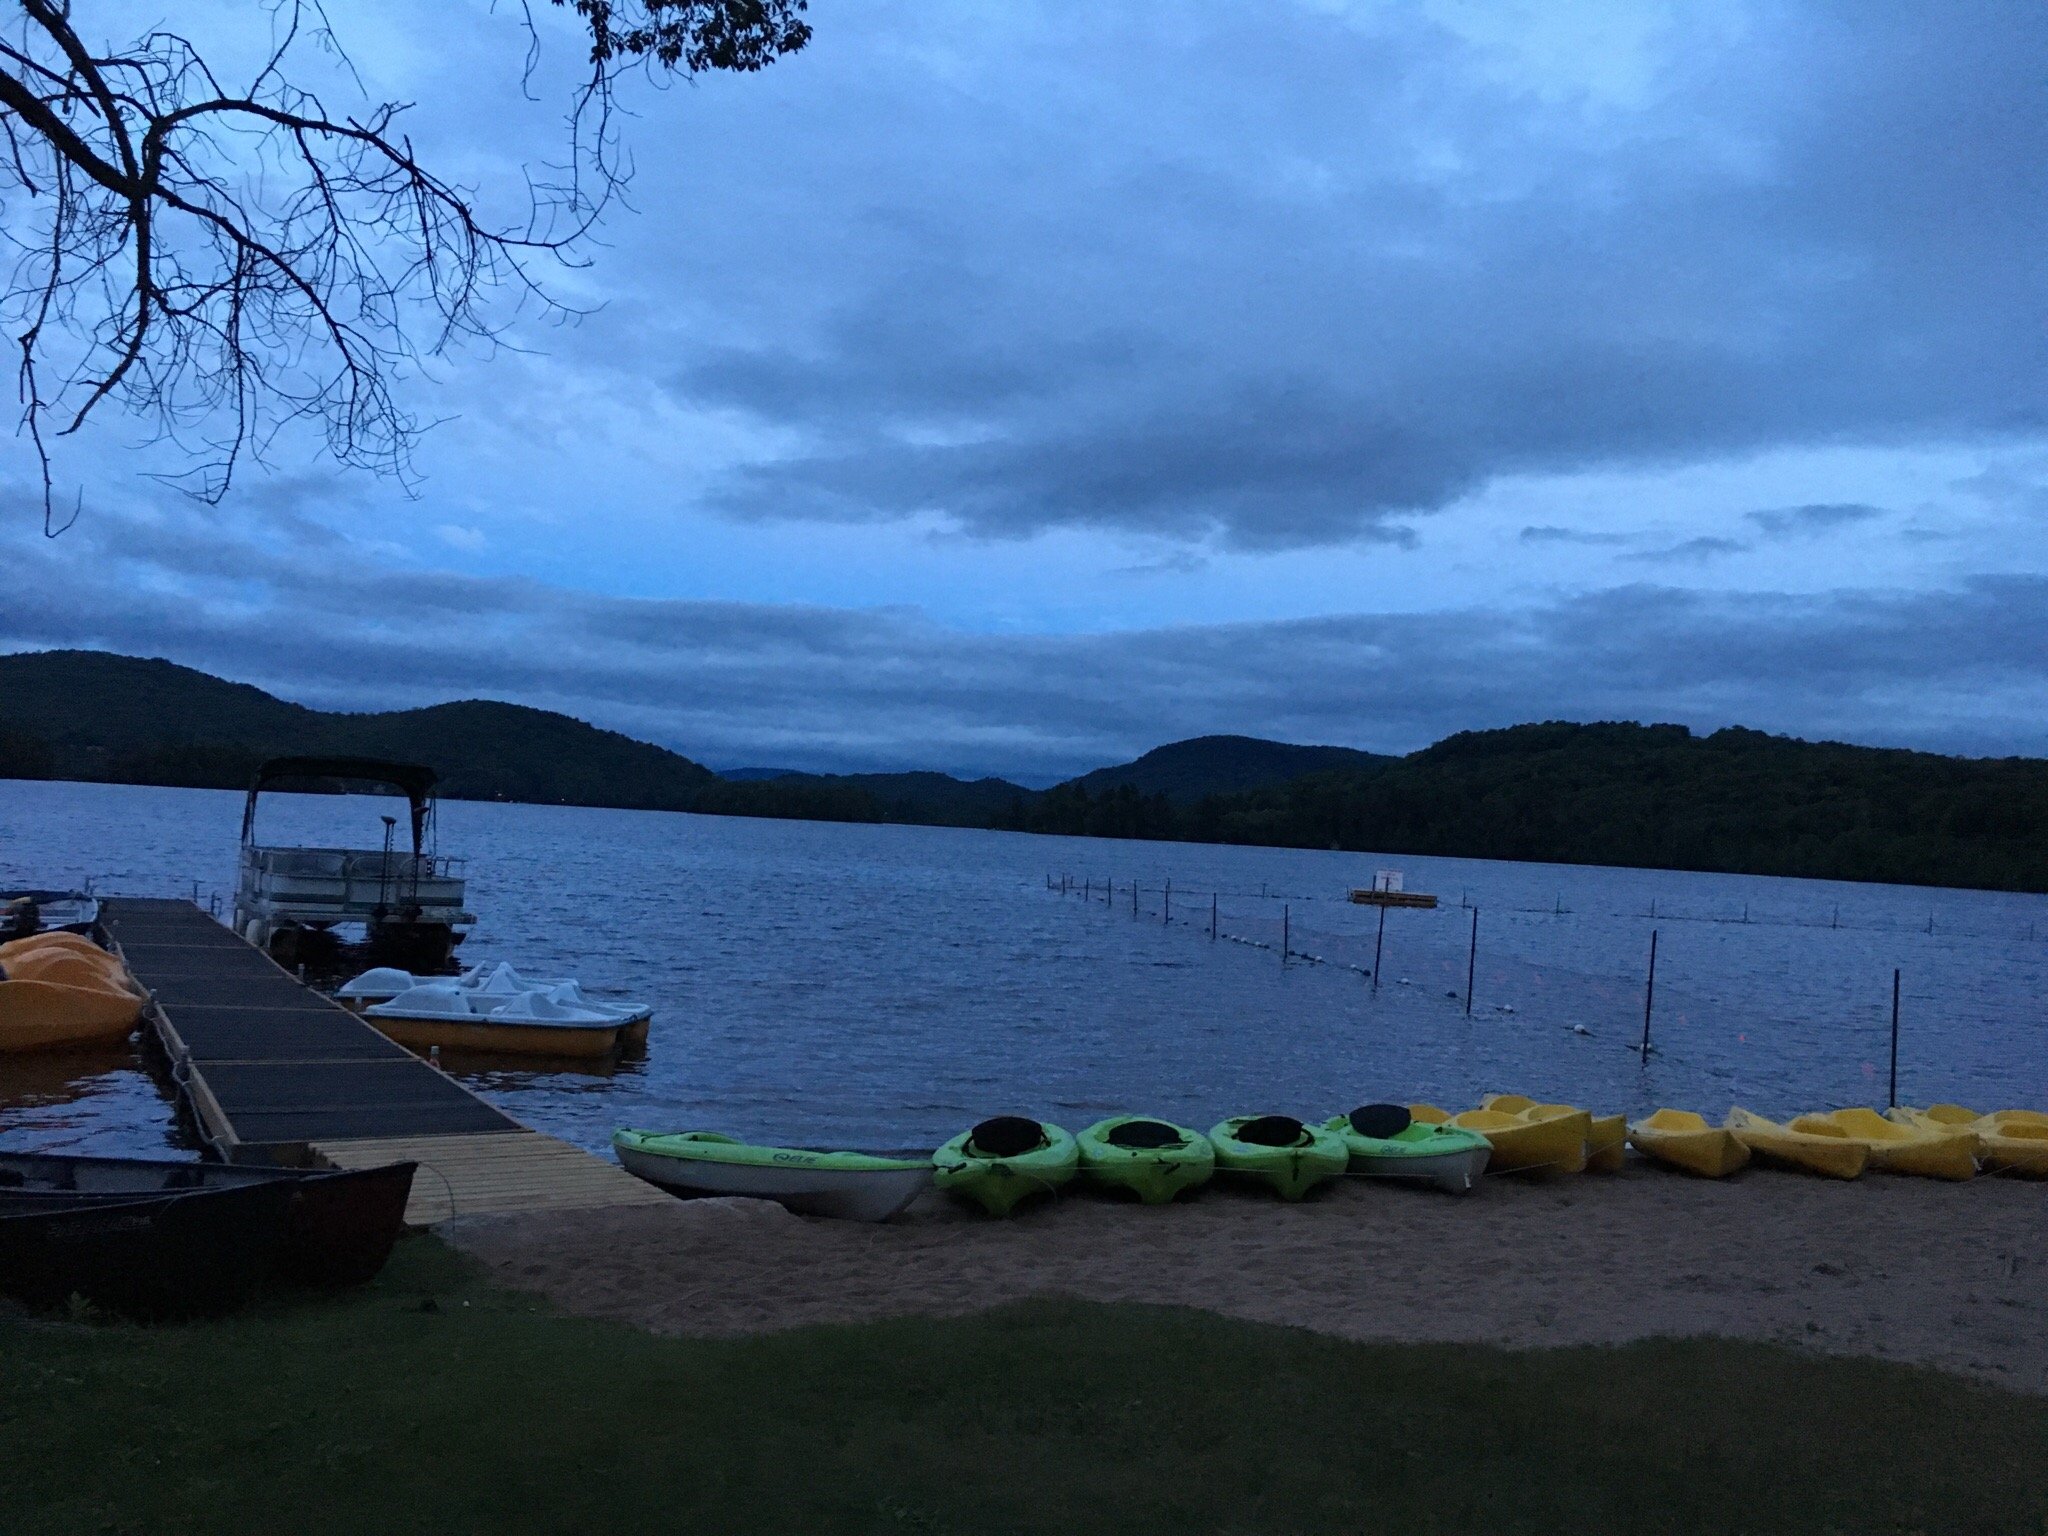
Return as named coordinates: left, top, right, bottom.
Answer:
left=445, top=1165, right=2048, bottom=1392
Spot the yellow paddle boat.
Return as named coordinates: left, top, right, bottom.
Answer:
left=1628, top=1109, right=1750, bottom=1177
left=1451, top=1103, right=1589, bottom=1174
left=1726, top=1107, right=1867, bottom=1179
left=1484, top=1094, right=1616, bottom=1171
left=1586, top=1113, right=1627, bottom=1172
left=1409, top=1103, right=1451, bottom=1124
left=0, top=933, right=145, bottom=1052
left=1978, top=1115, right=2048, bottom=1177
left=1788, top=1107, right=1976, bottom=1181
left=1892, top=1105, right=2048, bottom=1178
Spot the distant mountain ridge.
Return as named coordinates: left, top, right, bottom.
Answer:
left=0, top=650, right=717, bottom=810
left=3, top=649, right=2044, bottom=891
left=1069, top=734, right=1391, bottom=802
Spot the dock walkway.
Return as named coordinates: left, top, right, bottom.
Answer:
left=106, top=898, right=666, bottom=1226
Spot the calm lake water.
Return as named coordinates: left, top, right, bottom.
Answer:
left=3, top=778, right=2045, bottom=1159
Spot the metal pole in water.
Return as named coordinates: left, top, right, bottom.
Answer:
left=1164, top=878, right=1171, bottom=925
left=1211, top=892, right=1218, bottom=940
left=1282, top=904, right=1290, bottom=962
left=1888, top=968, right=1901, bottom=1108
left=1373, top=904, right=1386, bottom=990
left=1639, top=929, right=1659, bottom=1061
left=1465, top=907, right=1478, bottom=1016
left=1132, top=879, right=1138, bottom=917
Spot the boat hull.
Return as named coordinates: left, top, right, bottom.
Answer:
left=1586, top=1113, right=1627, bottom=1172
left=364, top=1012, right=623, bottom=1058
left=1208, top=1119, right=1348, bottom=1200
left=1793, top=1108, right=1977, bottom=1181
left=1076, top=1118, right=1215, bottom=1204
left=1452, top=1107, right=1590, bottom=1174
left=1727, top=1108, right=1867, bottom=1179
left=933, top=1124, right=1079, bottom=1216
left=0, top=977, right=143, bottom=1052
left=0, top=1152, right=417, bottom=1285
left=1629, top=1112, right=1750, bottom=1178
left=0, top=1179, right=296, bottom=1319
left=615, top=1144, right=932, bottom=1221
left=1326, top=1118, right=1492, bottom=1193
left=1353, top=1142, right=1489, bottom=1193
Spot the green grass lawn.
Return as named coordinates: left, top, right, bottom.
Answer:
left=3, top=1234, right=2044, bottom=1535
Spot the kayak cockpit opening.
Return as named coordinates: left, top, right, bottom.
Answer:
left=1104, top=1119, right=1185, bottom=1150
left=1234, top=1115, right=1309, bottom=1148
left=966, top=1116, right=1047, bottom=1158
left=1348, top=1104, right=1413, bottom=1139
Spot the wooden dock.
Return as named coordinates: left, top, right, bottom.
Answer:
left=105, top=898, right=665, bottom=1227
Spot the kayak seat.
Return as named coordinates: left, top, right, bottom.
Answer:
left=967, top=1116, right=1047, bottom=1158
left=1104, top=1119, right=1185, bottom=1150
left=1348, top=1103, right=1412, bottom=1140
left=1234, top=1115, right=1308, bottom=1148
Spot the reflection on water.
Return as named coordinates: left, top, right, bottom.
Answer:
left=0, top=1045, right=193, bottom=1157
left=3, top=777, right=2046, bottom=1159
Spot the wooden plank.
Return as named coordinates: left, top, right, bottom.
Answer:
left=309, top=1130, right=669, bottom=1226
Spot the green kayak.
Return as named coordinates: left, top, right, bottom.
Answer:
left=933, top=1116, right=1078, bottom=1216
left=612, top=1130, right=933, bottom=1221
left=1208, top=1115, right=1348, bottom=1200
left=1076, top=1116, right=1215, bottom=1204
left=1323, top=1104, right=1492, bottom=1194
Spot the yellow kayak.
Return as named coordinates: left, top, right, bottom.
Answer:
left=1884, top=1106, right=1981, bottom=1157
left=1790, top=1107, right=1976, bottom=1181
left=1452, top=1104, right=1589, bottom=1174
left=1484, top=1095, right=1620, bottom=1172
left=1409, top=1103, right=1451, bottom=1125
left=1726, top=1107, right=1867, bottom=1179
left=1629, top=1109, right=1750, bottom=1178
left=1894, top=1105, right=2048, bottom=1177
left=1980, top=1115, right=2048, bottom=1177
left=1586, top=1113, right=1627, bottom=1172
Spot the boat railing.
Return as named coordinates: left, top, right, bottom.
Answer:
left=237, top=846, right=468, bottom=914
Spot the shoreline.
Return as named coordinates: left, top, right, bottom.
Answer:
left=445, top=1165, right=2048, bottom=1393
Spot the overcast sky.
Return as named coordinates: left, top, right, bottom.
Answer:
left=3, top=1, right=2043, bottom=779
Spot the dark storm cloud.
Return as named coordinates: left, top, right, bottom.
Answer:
left=1746, top=503, right=1886, bottom=538
left=4, top=506, right=2042, bottom=775
left=649, top=2, right=2046, bottom=548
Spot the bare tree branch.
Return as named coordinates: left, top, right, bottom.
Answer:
left=1, top=0, right=809, bottom=532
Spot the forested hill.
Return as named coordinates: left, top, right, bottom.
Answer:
left=1006, top=722, right=2048, bottom=892
left=3, top=650, right=2044, bottom=891
left=1068, top=734, right=1389, bottom=802
left=0, top=651, right=719, bottom=810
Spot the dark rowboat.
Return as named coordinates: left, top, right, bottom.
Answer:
left=0, top=1152, right=416, bottom=1287
left=0, top=1180, right=297, bottom=1319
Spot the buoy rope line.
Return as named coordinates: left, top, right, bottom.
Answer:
left=1049, top=876, right=2047, bottom=943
